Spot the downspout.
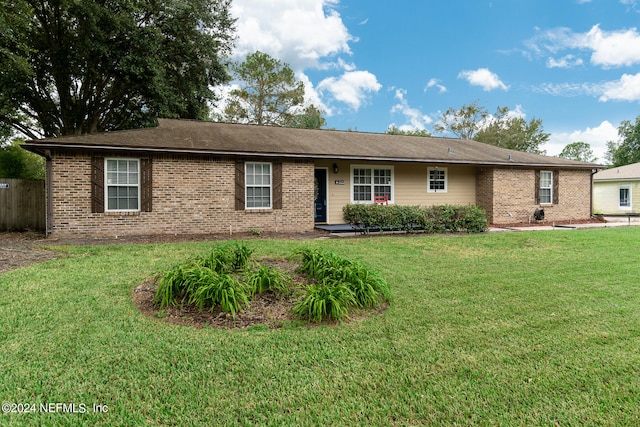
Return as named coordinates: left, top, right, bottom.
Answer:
left=590, top=168, right=597, bottom=218
left=44, top=150, right=53, bottom=236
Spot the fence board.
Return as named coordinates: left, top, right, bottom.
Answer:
left=0, top=179, right=45, bottom=232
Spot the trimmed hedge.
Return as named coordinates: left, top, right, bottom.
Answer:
left=342, top=203, right=488, bottom=233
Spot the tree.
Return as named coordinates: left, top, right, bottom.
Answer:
left=385, top=125, right=431, bottom=136
left=0, top=0, right=235, bottom=139
left=606, top=117, right=640, bottom=167
left=436, top=102, right=549, bottom=154
left=434, top=101, right=488, bottom=139
left=0, top=139, right=44, bottom=179
left=558, top=142, right=597, bottom=163
left=223, top=51, right=305, bottom=126
left=474, top=106, right=549, bottom=154
left=287, top=104, right=327, bottom=129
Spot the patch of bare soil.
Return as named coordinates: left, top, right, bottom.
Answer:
left=0, top=232, right=60, bottom=274
left=132, top=257, right=389, bottom=330
left=0, top=229, right=331, bottom=274
left=43, top=229, right=333, bottom=246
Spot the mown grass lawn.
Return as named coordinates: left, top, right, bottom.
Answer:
left=1, top=228, right=639, bottom=426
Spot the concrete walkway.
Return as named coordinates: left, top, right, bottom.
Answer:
left=489, top=216, right=640, bottom=233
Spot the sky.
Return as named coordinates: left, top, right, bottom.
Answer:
left=220, top=0, right=640, bottom=163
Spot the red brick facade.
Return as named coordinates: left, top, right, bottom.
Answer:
left=46, top=150, right=593, bottom=237
left=47, top=151, right=315, bottom=237
left=476, top=167, right=593, bottom=224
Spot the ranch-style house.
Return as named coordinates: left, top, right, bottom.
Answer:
left=23, top=119, right=601, bottom=237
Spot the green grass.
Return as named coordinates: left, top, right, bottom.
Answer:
left=1, top=228, right=639, bottom=426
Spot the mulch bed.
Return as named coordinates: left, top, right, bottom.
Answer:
left=132, top=257, right=389, bottom=330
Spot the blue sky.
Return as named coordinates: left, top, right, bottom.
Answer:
left=221, top=0, right=640, bottom=162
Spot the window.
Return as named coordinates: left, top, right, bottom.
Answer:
left=246, top=162, right=272, bottom=209
left=106, top=159, right=139, bottom=211
left=428, top=167, right=447, bottom=192
left=351, top=166, right=393, bottom=203
left=620, top=185, right=631, bottom=208
left=539, top=170, right=552, bottom=204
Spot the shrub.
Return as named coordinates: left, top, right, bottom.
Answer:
left=188, top=272, right=250, bottom=317
left=154, top=245, right=390, bottom=323
left=294, top=248, right=390, bottom=320
left=293, top=280, right=356, bottom=322
left=343, top=203, right=487, bottom=234
left=154, top=243, right=254, bottom=317
left=246, top=265, right=291, bottom=295
left=153, top=264, right=189, bottom=308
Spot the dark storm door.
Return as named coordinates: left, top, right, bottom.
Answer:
left=314, top=169, right=327, bottom=223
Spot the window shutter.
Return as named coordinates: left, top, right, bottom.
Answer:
left=534, top=170, right=540, bottom=205
left=273, top=162, right=282, bottom=210
left=553, top=170, right=559, bottom=205
left=235, top=161, right=245, bottom=210
left=140, top=158, right=153, bottom=212
left=91, top=156, right=105, bottom=213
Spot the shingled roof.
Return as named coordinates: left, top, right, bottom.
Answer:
left=24, top=118, right=600, bottom=169
left=593, top=162, right=640, bottom=180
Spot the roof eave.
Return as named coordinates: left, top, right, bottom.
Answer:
left=21, top=142, right=600, bottom=169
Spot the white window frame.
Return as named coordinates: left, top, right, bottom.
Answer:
left=619, top=185, right=632, bottom=209
left=350, top=165, right=394, bottom=204
left=105, top=158, right=140, bottom=212
left=245, top=162, right=272, bottom=209
left=539, top=170, right=553, bottom=204
left=427, top=167, right=448, bottom=193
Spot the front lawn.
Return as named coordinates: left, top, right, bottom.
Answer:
left=1, top=228, right=639, bottom=426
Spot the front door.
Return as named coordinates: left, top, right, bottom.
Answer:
left=314, top=169, right=327, bottom=223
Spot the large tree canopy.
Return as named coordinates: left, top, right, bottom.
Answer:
left=435, top=102, right=549, bottom=154
left=287, top=104, right=327, bottom=129
left=434, top=101, right=487, bottom=140
left=474, top=106, right=549, bottom=155
left=0, top=0, right=235, bottom=139
left=606, top=117, right=640, bottom=167
left=558, top=141, right=597, bottom=163
left=223, top=51, right=306, bottom=127
left=385, top=125, right=431, bottom=137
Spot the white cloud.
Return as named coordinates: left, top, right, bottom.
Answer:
left=297, top=73, right=332, bottom=116
left=547, top=54, right=584, bottom=68
left=317, top=71, right=382, bottom=111
left=582, top=25, right=640, bottom=67
left=425, top=78, right=447, bottom=94
left=534, top=72, right=640, bottom=102
left=231, top=0, right=354, bottom=70
left=529, top=24, right=640, bottom=68
left=620, top=0, right=640, bottom=11
left=458, top=68, right=509, bottom=91
left=547, top=121, right=619, bottom=162
left=600, top=73, right=640, bottom=101
left=533, top=82, right=598, bottom=97
left=389, top=88, right=433, bottom=131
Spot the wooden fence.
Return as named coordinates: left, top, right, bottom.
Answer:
left=0, top=178, right=45, bottom=232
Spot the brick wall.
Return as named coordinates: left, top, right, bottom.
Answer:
left=476, top=167, right=592, bottom=224
left=48, top=151, right=315, bottom=238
